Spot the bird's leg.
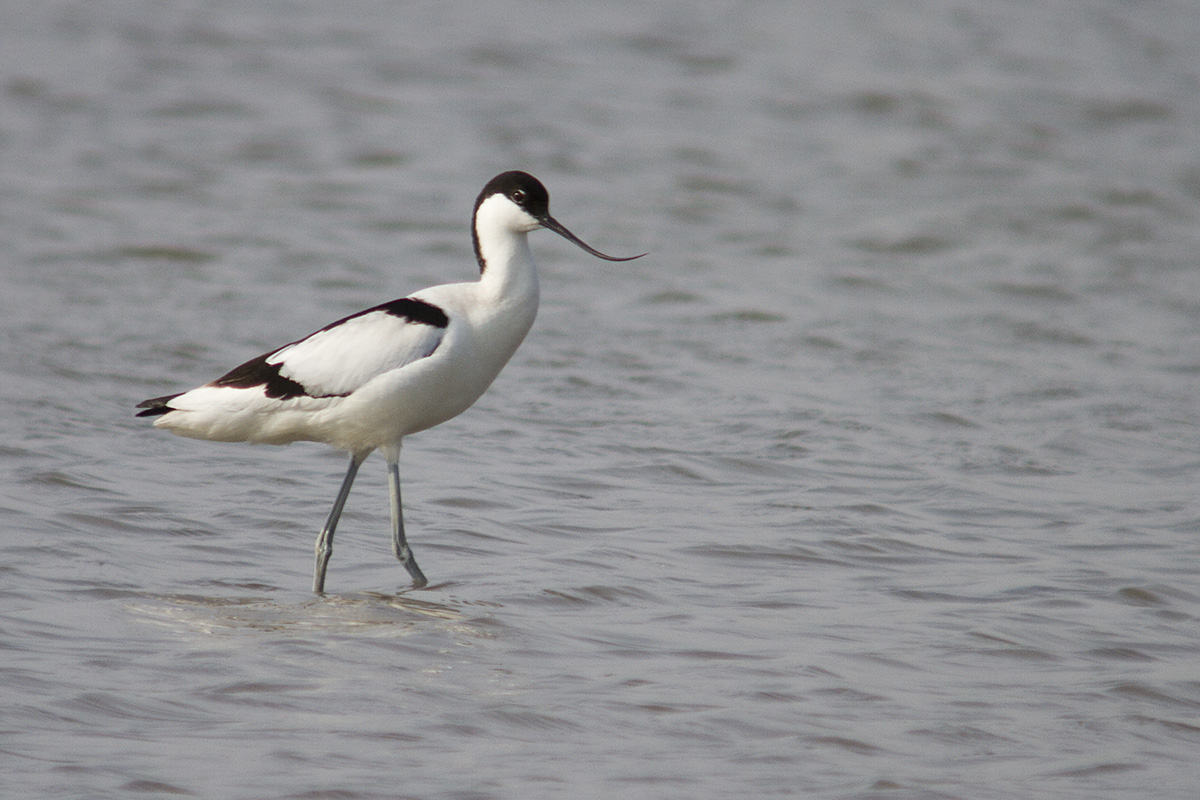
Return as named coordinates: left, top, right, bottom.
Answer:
left=384, top=445, right=428, bottom=587
left=313, top=452, right=367, bottom=593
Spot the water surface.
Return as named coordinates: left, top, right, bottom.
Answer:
left=3, top=1, right=1200, bottom=798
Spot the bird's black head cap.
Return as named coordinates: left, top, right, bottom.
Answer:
left=472, top=170, right=646, bottom=273
left=475, top=170, right=550, bottom=220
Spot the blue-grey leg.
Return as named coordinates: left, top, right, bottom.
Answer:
left=313, top=452, right=367, bottom=593
left=385, top=450, right=428, bottom=587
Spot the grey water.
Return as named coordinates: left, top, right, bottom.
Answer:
left=3, top=1, right=1200, bottom=797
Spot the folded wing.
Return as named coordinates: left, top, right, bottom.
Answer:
left=137, top=297, right=450, bottom=418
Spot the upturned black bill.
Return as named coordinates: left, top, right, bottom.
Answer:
left=541, top=216, right=646, bottom=262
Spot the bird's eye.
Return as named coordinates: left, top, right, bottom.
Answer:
left=511, top=189, right=526, bottom=204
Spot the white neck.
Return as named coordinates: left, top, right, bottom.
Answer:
left=473, top=194, right=541, bottom=306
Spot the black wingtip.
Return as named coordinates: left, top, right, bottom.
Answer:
left=136, top=393, right=182, bottom=417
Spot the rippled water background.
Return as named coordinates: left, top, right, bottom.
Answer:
left=3, top=1, right=1200, bottom=797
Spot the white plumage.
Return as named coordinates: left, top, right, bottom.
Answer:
left=138, top=171, right=643, bottom=591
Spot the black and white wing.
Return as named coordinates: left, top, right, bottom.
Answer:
left=137, top=297, right=450, bottom=418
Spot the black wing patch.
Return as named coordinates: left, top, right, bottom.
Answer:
left=135, top=352, right=334, bottom=410
left=135, top=354, right=318, bottom=414
left=308, top=296, right=450, bottom=335
left=376, top=297, right=450, bottom=328
left=134, top=296, right=451, bottom=414
left=135, top=393, right=183, bottom=417
left=210, top=353, right=318, bottom=400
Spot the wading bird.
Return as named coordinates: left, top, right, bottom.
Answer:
left=137, top=171, right=643, bottom=591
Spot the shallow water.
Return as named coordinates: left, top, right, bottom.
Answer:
left=3, top=1, right=1200, bottom=798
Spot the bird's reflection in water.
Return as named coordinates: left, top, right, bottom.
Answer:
left=126, top=588, right=497, bottom=637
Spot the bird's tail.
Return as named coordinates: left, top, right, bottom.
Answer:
left=135, top=393, right=183, bottom=417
